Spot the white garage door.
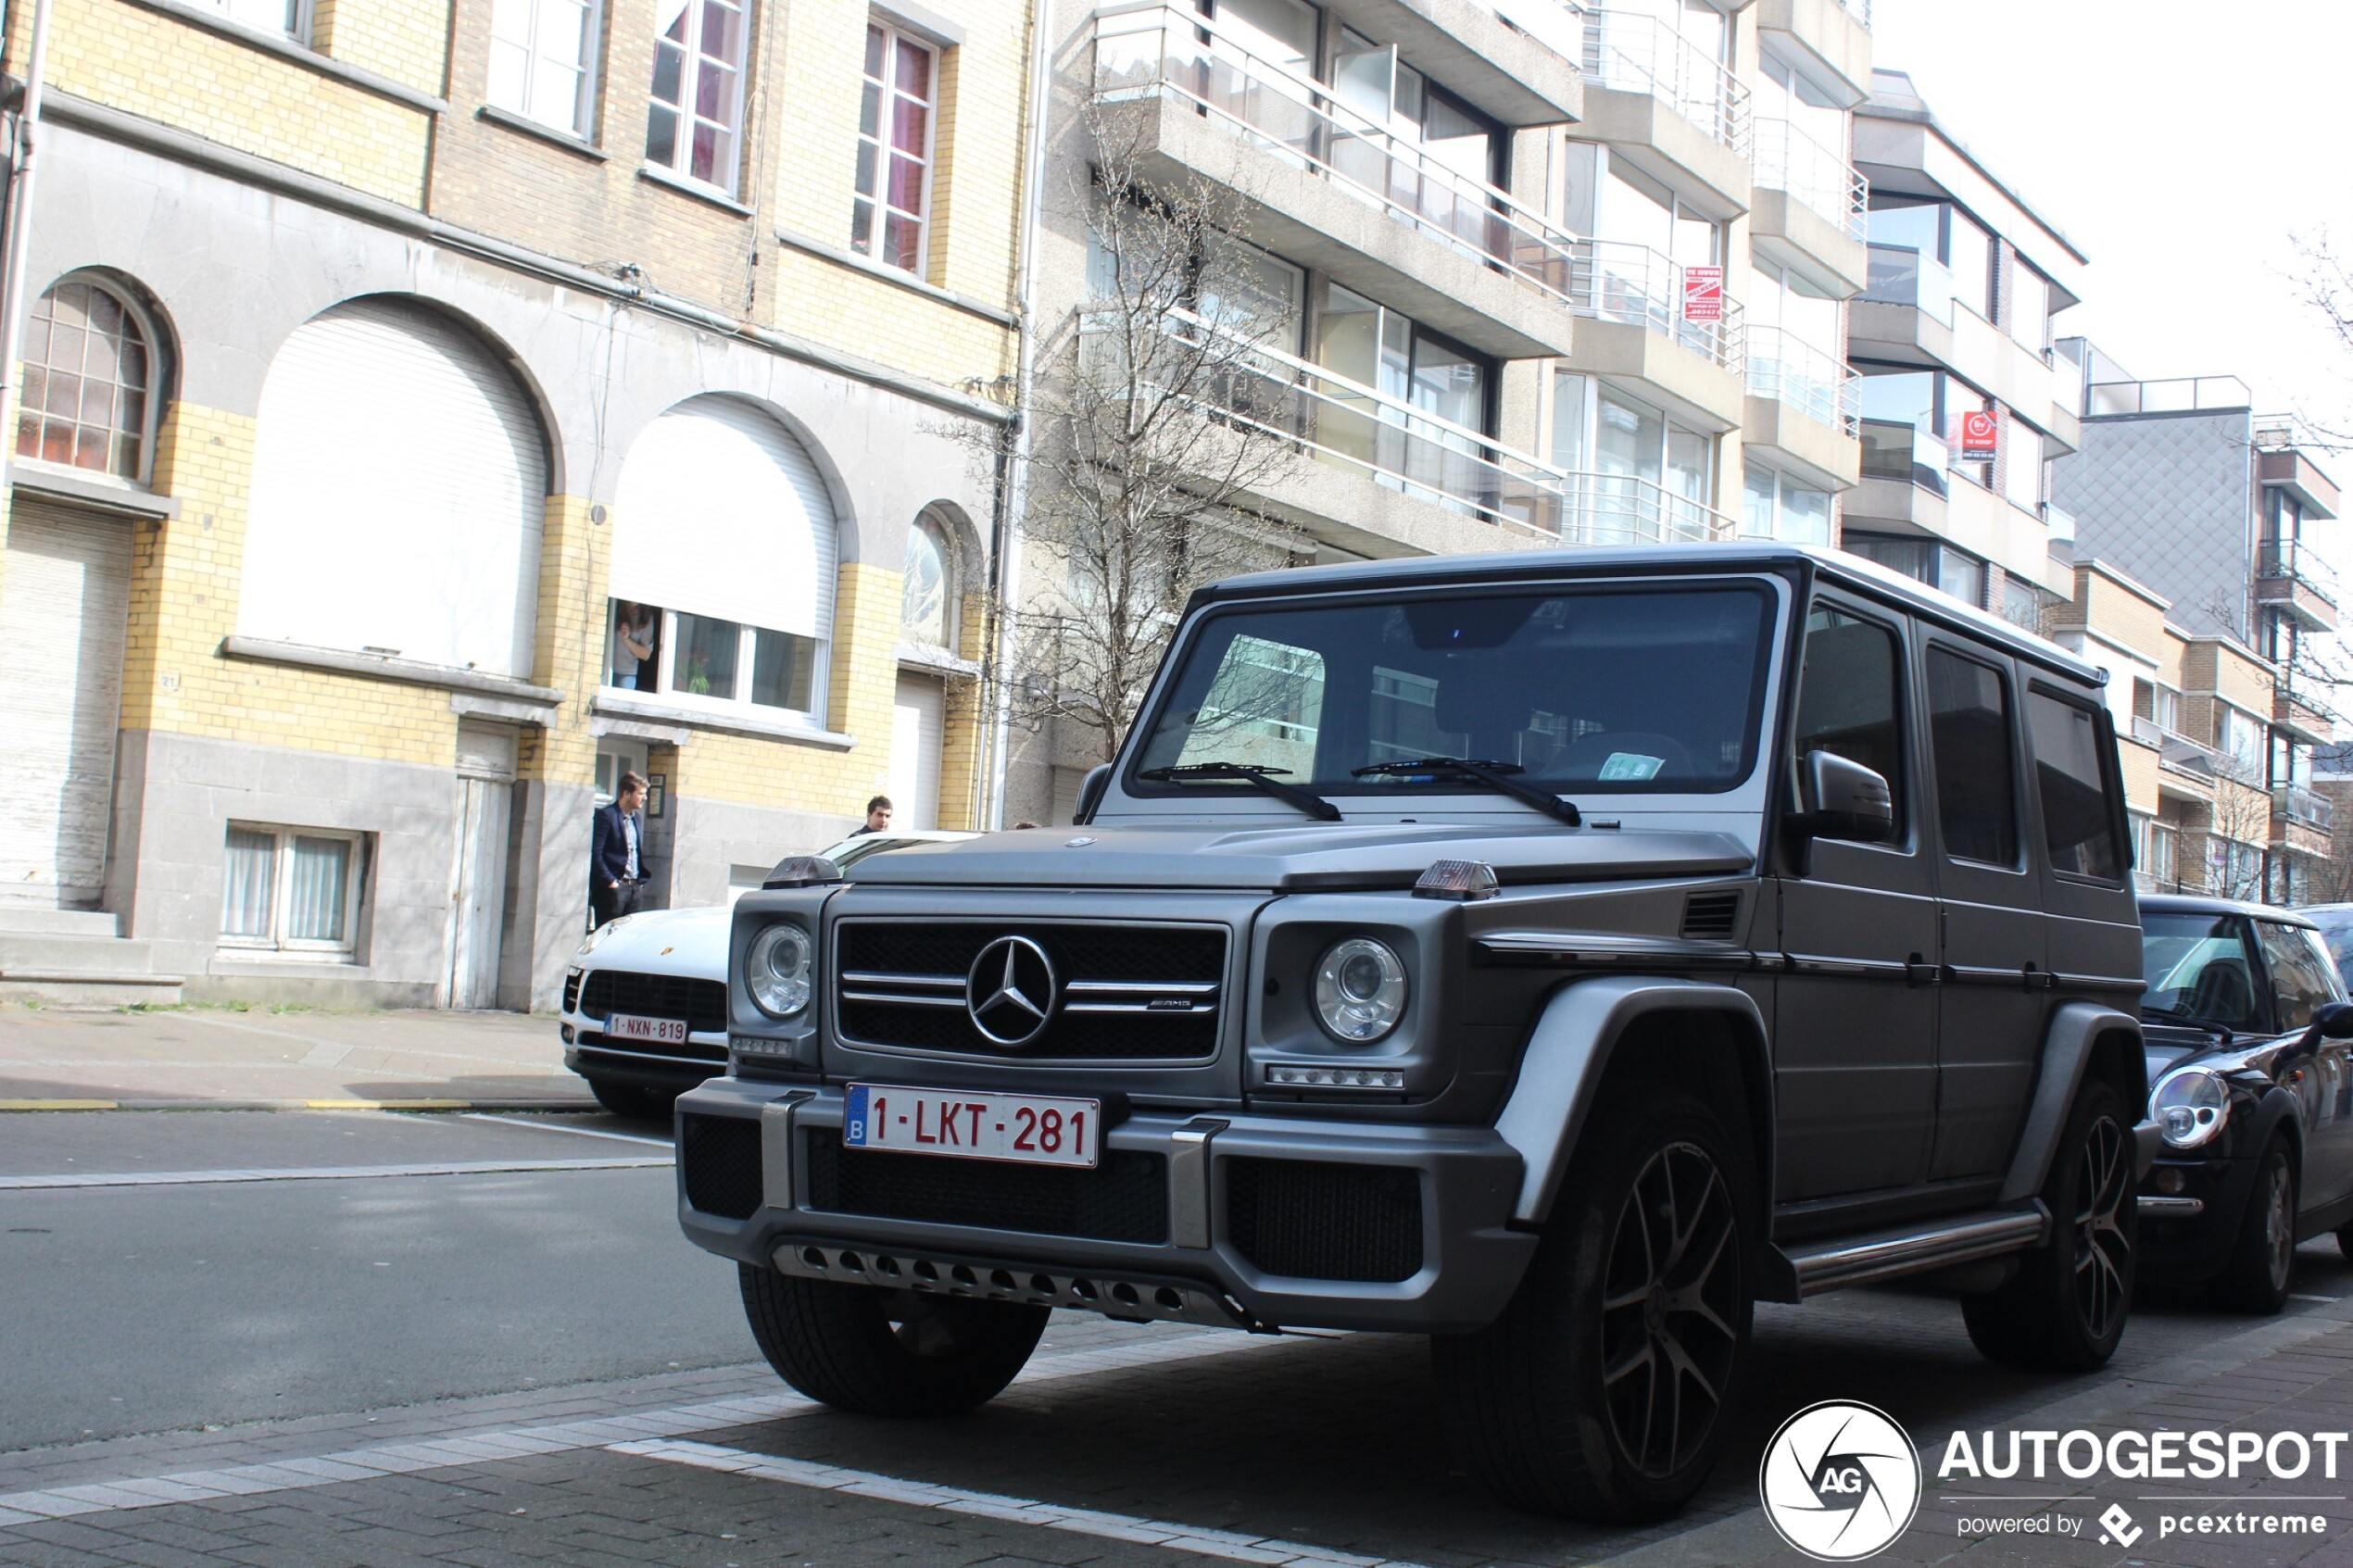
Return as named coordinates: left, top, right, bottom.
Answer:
left=890, top=673, right=944, bottom=832
left=240, top=297, right=548, bottom=677
left=0, top=499, right=132, bottom=906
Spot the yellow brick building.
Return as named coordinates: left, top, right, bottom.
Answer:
left=0, top=0, right=1033, bottom=1007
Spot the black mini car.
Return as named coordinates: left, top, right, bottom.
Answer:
left=2138, top=893, right=2353, bottom=1311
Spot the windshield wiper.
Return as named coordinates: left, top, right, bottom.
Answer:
left=1137, top=762, right=1341, bottom=822
left=2140, top=1003, right=2233, bottom=1043
left=1352, top=757, right=1582, bottom=827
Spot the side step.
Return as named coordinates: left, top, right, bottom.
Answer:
left=1780, top=1207, right=2049, bottom=1298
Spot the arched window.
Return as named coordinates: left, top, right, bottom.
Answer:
left=900, top=510, right=954, bottom=649
left=18, top=276, right=162, bottom=482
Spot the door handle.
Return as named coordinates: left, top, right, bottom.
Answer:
left=1904, top=954, right=1940, bottom=987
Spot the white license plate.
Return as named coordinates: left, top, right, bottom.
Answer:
left=843, top=1083, right=1101, bottom=1169
left=608, top=1012, right=689, bottom=1045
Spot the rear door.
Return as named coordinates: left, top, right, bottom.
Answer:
left=1920, top=640, right=2046, bottom=1183
left=2022, top=681, right=2142, bottom=1070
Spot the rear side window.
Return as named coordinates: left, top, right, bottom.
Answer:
left=2258, top=922, right=2339, bottom=1031
left=1926, top=648, right=2018, bottom=867
left=2026, top=691, right=2124, bottom=881
left=1791, top=605, right=1906, bottom=836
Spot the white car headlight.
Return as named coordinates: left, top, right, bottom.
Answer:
left=745, top=923, right=813, bottom=1018
left=1314, top=937, right=1407, bottom=1044
left=2151, top=1066, right=2230, bottom=1150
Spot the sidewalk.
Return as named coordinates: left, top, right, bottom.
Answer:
left=0, top=1003, right=594, bottom=1110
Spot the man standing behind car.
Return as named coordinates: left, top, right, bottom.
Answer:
left=590, top=772, right=648, bottom=927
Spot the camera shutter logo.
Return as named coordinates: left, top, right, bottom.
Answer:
left=1758, top=1401, right=1921, bottom=1561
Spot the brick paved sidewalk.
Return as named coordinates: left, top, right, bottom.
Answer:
left=0, top=1003, right=592, bottom=1110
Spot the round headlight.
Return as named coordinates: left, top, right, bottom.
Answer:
left=1314, top=937, right=1407, bottom=1044
left=746, top=923, right=812, bottom=1017
left=2151, top=1066, right=2231, bottom=1150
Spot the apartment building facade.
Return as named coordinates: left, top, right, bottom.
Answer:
left=1841, top=68, right=2083, bottom=633
left=2051, top=356, right=2341, bottom=903
left=0, top=0, right=1030, bottom=1007
left=1009, top=0, right=1872, bottom=820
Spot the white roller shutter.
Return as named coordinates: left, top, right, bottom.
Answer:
left=240, top=298, right=547, bottom=677
left=609, top=395, right=838, bottom=643
left=0, top=499, right=131, bottom=905
left=890, top=673, right=944, bottom=832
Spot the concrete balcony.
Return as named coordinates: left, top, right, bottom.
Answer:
left=1319, top=0, right=1586, bottom=126
left=1744, top=328, right=1859, bottom=488
left=2256, top=540, right=2339, bottom=633
left=1750, top=118, right=1868, bottom=296
left=1854, top=245, right=2079, bottom=450
left=2258, top=443, right=2343, bottom=521
left=2275, top=682, right=2334, bottom=746
left=2275, top=784, right=2335, bottom=833
left=1578, top=9, right=1752, bottom=217
left=1559, top=264, right=1748, bottom=431
left=1755, top=0, right=1873, bottom=105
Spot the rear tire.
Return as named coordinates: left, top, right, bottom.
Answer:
left=1434, top=1085, right=1753, bottom=1521
left=586, top=1075, right=668, bottom=1121
left=1963, top=1078, right=2136, bottom=1372
left=2214, top=1137, right=2296, bottom=1315
left=738, top=1263, right=1049, bottom=1417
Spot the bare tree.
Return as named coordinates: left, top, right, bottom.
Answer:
left=985, top=102, right=1308, bottom=768
left=2204, top=759, right=2272, bottom=902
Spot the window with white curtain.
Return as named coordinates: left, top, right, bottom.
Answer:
left=900, top=512, right=954, bottom=648
left=489, top=0, right=599, bottom=137
left=193, top=0, right=310, bottom=39
left=852, top=19, right=938, bottom=273
left=220, top=825, right=366, bottom=956
left=646, top=0, right=747, bottom=191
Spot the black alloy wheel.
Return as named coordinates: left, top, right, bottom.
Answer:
left=1598, top=1141, right=1743, bottom=1481
left=2071, top=1110, right=2133, bottom=1346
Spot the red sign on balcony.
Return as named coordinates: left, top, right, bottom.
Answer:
left=1960, top=409, right=1999, bottom=460
left=1682, top=267, right=1723, bottom=321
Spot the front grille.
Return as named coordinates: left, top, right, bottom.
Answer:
left=1226, top=1159, right=1423, bottom=1282
left=1680, top=890, right=1742, bottom=940
left=804, top=1128, right=1169, bottom=1244
left=680, top=1114, right=763, bottom=1221
left=835, top=922, right=1227, bottom=1060
left=580, top=970, right=727, bottom=1035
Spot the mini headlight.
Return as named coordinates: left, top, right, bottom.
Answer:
left=1314, top=937, right=1407, bottom=1044
left=2151, top=1066, right=2231, bottom=1150
left=746, top=923, right=812, bottom=1017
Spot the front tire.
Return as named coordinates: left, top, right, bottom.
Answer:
left=2214, top=1136, right=2296, bottom=1314
left=739, top=1264, right=1049, bottom=1417
left=1962, top=1078, right=2136, bottom=1372
left=1434, top=1086, right=1753, bottom=1521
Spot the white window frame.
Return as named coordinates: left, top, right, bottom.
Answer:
left=853, top=19, right=940, bottom=275
left=487, top=0, right=602, bottom=139
left=17, top=273, right=168, bottom=488
left=645, top=0, right=749, bottom=194
left=900, top=512, right=955, bottom=649
left=193, top=0, right=313, bottom=42
left=219, top=824, right=367, bottom=959
left=647, top=607, right=830, bottom=729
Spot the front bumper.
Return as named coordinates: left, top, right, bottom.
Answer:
left=673, top=1076, right=1536, bottom=1334
left=2136, top=1153, right=2256, bottom=1284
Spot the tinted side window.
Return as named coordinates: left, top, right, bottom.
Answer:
left=1926, top=648, right=2018, bottom=866
left=1792, top=606, right=1906, bottom=836
left=2025, top=691, right=2123, bottom=881
left=2259, top=922, right=2338, bottom=1030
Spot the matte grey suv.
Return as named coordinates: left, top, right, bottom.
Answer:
left=673, top=544, right=2152, bottom=1522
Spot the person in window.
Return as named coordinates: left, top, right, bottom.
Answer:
left=610, top=602, right=655, bottom=689
left=851, top=796, right=893, bottom=836
left=591, top=772, right=649, bottom=927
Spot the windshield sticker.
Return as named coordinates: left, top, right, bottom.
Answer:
left=1599, top=753, right=1665, bottom=781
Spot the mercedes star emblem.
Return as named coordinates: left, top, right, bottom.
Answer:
left=966, top=935, right=1059, bottom=1047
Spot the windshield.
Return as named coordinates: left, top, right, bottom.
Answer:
left=2141, top=911, right=2262, bottom=1031
left=1130, top=582, right=1777, bottom=800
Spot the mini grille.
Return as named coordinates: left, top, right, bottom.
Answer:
left=804, top=1128, right=1169, bottom=1244
left=1680, top=891, right=1743, bottom=940
left=680, top=1114, right=763, bottom=1221
left=836, top=922, right=1226, bottom=1060
left=579, top=970, right=728, bottom=1035
left=1226, top=1159, right=1424, bottom=1282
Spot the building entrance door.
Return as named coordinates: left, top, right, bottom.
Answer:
left=449, top=723, right=517, bottom=1009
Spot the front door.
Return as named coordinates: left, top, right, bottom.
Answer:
left=1772, top=595, right=1940, bottom=1201
left=449, top=723, right=516, bottom=1010
left=891, top=674, right=944, bottom=832
left=2257, top=919, right=2353, bottom=1211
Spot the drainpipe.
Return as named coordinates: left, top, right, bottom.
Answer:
left=986, top=0, right=1055, bottom=832
left=0, top=0, right=54, bottom=472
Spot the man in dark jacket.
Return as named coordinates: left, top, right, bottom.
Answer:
left=590, top=772, right=648, bottom=928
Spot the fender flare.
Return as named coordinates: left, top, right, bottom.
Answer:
left=1492, top=974, right=1773, bottom=1229
left=1996, top=1000, right=2145, bottom=1205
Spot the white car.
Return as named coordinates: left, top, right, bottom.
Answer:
left=559, top=830, right=979, bottom=1118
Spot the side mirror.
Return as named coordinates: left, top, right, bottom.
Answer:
left=1795, top=749, right=1894, bottom=845
left=1074, top=762, right=1113, bottom=825
left=2315, top=1000, right=2353, bottom=1040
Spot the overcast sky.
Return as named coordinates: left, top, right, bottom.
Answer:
left=1868, top=0, right=2353, bottom=443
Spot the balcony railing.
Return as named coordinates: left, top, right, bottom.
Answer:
left=1753, top=118, right=1866, bottom=240
left=1858, top=418, right=1948, bottom=495
left=1483, top=0, right=1587, bottom=66
left=1862, top=244, right=1954, bottom=326
left=1581, top=9, right=1751, bottom=156
left=1567, top=238, right=1746, bottom=370
left=1080, top=307, right=1739, bottom=546
left=2277, top=784, right=2335, bottom=831
left=1747, top=328, right=1857, bottom=435
left=2259, top=538, right=2339, bottom=598
left=1092, top=3, right=1591, bottom=318
left=1839, top=0, right=1872, bottom=22
left=2085, top=375, right=2252, bottom=417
